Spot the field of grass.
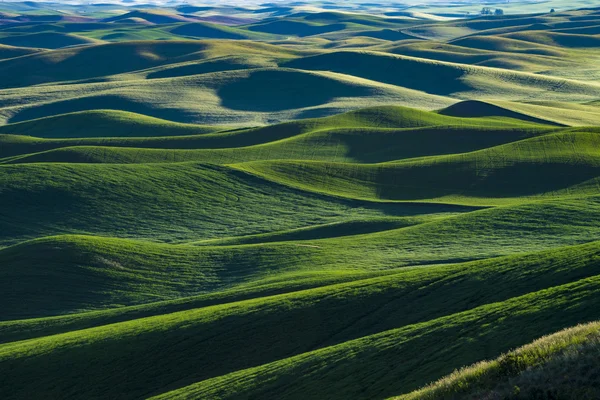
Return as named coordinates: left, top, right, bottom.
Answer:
left=1, top=2, right=600, bottom=399
left=398, top=321, right=600, bottom=399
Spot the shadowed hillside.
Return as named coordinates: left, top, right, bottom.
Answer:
left=398, top=321, right=600, bottom=400
left=1, top=4, right=600, bottom=400
left=0, top=104, right=556, bottom=160
left=0, top=40, right=212, bottom=88
left=0, top=109, right=223, bottom=138
left=0, top=43, right=42, bottom=58
left=0, top=32, right=100, bottom=49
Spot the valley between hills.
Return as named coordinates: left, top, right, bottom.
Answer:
left=1, top=1, right=600, bottom=399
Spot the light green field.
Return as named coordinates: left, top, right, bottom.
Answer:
left=1, top=3, right=600, bottom=400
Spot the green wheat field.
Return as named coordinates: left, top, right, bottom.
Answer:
left=1, top=1, right=600, bottom=399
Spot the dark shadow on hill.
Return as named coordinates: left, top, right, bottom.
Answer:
left=0, top=41, right=209, bottom=89
left=247, top=20, right=346, bottom=36
left=0, top=32, right=95, bottom=49
left=440, top=100, right=562, bottom=125
left=218, top=69, right=374, bottom=112
left=341, top=127, right=545, bottom=163
left=0, top=185, right=90, bottom=246
left=463, top=16, right=554, bottom=31
left=293, top=107, right=348, bottom=120
left=284, top=51, right=467, bottom=96
left=147, top=59, right=255, bottom=79
left=227, top=167, right=480, bottom=215
left=351, top=29, right=421, bottom=41
left=0, top=239, right=119, bottom=319
left=8, top=95, right=197, bottom=124
left=175, top=6, right=214, bottom=13
left=170, top=23, right=246, bottom=39
left=533, top=32, right=600, bottom=48
left=375, top=162, right=600, bottom=200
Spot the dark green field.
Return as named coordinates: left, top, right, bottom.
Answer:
left=1, top=1, right=600, bottom=399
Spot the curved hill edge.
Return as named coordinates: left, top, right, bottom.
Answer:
left=0, top=32, right=102, bottom=49
left=0, top=105, right=552, bottom=160
left=396, top=320, right=600, bottom=400
left=146, top=275, right=600, bottom=400
left=439, top=100, right=566, bottom=126
left=3, top=237, right=600, bottom=346
left=228, top=130, right=600, bottom=205
left=2, top=238, right=600, bottom=399
left=0, top=109, right=225, bottom=138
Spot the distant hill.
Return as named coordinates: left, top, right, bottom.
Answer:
left=169, top=22, right=271, bottom=40
left=0, top=40, right=211, bottom=88
left=2, top=6, right=600, bottom=400
left=0, top=43, right=42, bottom=59
left=0, top=109, right=223, bottom=138
left=102, top=10, right=198, bottom=24
left=0, top=32, right=100, bottom=49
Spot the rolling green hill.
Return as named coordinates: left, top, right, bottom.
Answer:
left=168, top=22, right=275, bottom=40
left=0, top=109, right=224, bottom=138
left=1, top=161, right=454, bottom=247
left=2, top=4, right=600, bottom=400
left=0, top=40, right=212, bottom=88
left=0, top=104, right=556, bottom=161
left=284, top=50, right=600, bottom=101
left=3, top=239, right=600, bottom=399
left=0, top=67, right=454, bottom=125
left=0, top=43, right=42, bottom=58
left=247, top=19, right=348, bottom=37
left=149, top=276, right=600, bottom=400
left=503, top=30, right=600, bottom=48
left=0, top=31, right=100, bottom=49
left=102, top=10, right=195, bottom=24
left=399, top=321, right=600, bottom=399
left=233, top=130, right=600, bottom=205
left=449, top=35, right=569, bottom=57
left=377, top=39, right=576, bottom=75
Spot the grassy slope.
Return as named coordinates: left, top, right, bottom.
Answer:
left=284, top=50, right=600, bottom=102
left=0, top=39, right=300, bottom=89
left=0, top=67, right=453, bottom=126
left=101, top=10, right=194, bottom=24
left=503, top=30, right=600, bottom=48
left=4, top=192, right=600, bottom=317
left=450, top=35, right=569, bottom=57
left=0, top=104, right=557, bottom=160
left=2, top=233, right=596, bottom=343
left=2, top=8, right=600, bottom=400
left=2, top=241, right=600, bottom=399
left=244, top=13, right=414, bottom=39
left=489, top=100, right=600, bottom=126
left=167, top=22, right=276, bottom=41
left=438, top=100, right=566, bottom=124
left=0, top=109, right=224, bottom=138
left=1, top=161, right=459, bottom=247
left=233, top=129, right=600, bottom=205
left=377, top=39, right=578, bottom=75
left=397, top=321, right=600, bottom=400
left=142, top=54, right=280, bottom=80
left=0, top=31, right=101, bottom=49
left=0, top=125, right=553, bottom=165
left=0, top=43, right=42, bottom=59
left=149, top=277, right=600, bottom=400
left=0, top=40, right=213, bottom=88
left=3, top=37, right=599, bottom=126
